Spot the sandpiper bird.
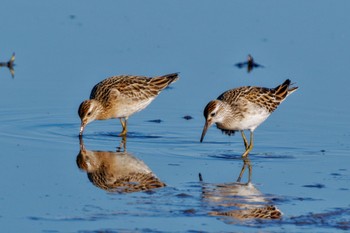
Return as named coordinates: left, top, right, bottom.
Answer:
left=78, top=73, right=179, bottom=136
left=200, top=79, right=298, bottom=157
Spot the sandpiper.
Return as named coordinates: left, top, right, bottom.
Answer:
left=200, top=79, right=298, bottom=157
left=78, top=73, right=179, bottom=136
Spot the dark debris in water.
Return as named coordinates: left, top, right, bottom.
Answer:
left=176, top=193, right=193, bottom=198
left=330, top=172, right=342, bottom=177
left=147, top=119, right=162, bottom=123
left=168, top=163, right=180, bottom=166
left=183, top=208, right=196, bottom=215
left=234, top=54, right=264, bottom=73
left=183, top=115, right=193, bottom=120
left=302, top=183, right=326, bottom=189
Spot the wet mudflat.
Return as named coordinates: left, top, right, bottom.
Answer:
left=1, top=1, right=350, bottom=232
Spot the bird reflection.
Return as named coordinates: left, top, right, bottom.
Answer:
left=76, top=136, right=166, bottom=193
left=0, top=53, right=15, bottom=78
left=200, top=158, right=281, bottom=221
left=235, top=54, right=264, bottom=73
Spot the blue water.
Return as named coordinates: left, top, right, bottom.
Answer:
left=1, top=1, right=350, bottom=232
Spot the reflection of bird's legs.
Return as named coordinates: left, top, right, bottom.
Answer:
left=117, top=135, right=127, bottom=152
left=241, top=131, right=254, bottom=157
left=119, top=117, right=128, bottom=136
left=236, top=157, right=252, bottom=183
left=247, top=158, right=252, bottom=183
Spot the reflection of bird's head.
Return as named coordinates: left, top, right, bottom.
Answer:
left=76, top=147, right=101, bottom=172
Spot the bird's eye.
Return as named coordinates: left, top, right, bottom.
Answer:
left=210, top=112, right=216, bottom=117
left=87, top=112, right=92, bottom=116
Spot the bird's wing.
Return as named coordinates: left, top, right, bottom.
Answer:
left=219, top=86, right=280, bottom=113
left=242, top=87, right=283, bottom=112
left=90, top=75, right=156, bottom=101
left=90, top=73, right=178, bottom=102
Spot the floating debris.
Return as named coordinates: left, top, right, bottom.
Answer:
left=183, top=115, right=193, bottom=120
left=235, top=54, right=264, bottom=73
left=147, top=119, right=162, bottom=123
left=183, top=209, right=196, bottom=215
left=302, top=183, right=326, bottom=189
left=0, top=52, right=15, bottom=78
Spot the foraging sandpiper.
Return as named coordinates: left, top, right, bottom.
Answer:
left=200, top=79, right=298, bottom=157
left=78, top=73, right=179, bottom=136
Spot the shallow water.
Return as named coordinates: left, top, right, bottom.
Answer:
left=1, top=1, right=350, bottom=232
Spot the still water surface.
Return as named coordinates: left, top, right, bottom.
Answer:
left=1, top=1, right=350, bottom=232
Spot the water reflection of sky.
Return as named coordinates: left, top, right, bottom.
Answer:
left=1, top=1, right=350, bottom=232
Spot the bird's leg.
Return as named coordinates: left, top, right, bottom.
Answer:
left=118, top=118, right=128, bottom=136
left=241, top=131, right=254, bottom=157
left=241, top=130, right=249, bottom=150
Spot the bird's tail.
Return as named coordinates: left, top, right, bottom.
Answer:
left=274, top=79, right=298, bottom=101
left=151, top=73, right=179, bottom=90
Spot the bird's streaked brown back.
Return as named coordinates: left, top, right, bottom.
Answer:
left=218, top=79, right=298, bottom=113
left=90, top=73, right=178, bottom=103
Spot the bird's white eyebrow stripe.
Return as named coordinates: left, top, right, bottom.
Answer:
left=88, top=104, right=94, bottom=113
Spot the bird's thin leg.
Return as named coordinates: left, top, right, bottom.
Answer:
left=241, top=130, right=249, bottom=150
left=241, top=131, right=254, bottom=157
left=118, top=118, right=128, bottom=136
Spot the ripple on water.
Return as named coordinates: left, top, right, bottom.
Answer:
left=0, top=109, right=165, bottom=147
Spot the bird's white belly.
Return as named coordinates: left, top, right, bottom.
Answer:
left=114, top=97, right=155, bottom=118
left=239, top=110, right=270, bottom=131
left=223, top=105, right=270, bottom=131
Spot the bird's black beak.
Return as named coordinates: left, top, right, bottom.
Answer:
left=200, top=121, right=210, bottom=143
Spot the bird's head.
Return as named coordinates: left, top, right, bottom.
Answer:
left=200, top=100, right=224, bottom=142
left=78, top=99, right=102, bottom=135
